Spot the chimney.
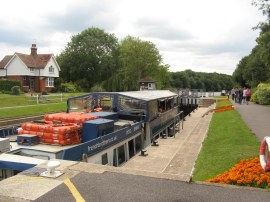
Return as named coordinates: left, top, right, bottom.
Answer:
left=31, top=44, right=37, bottom=56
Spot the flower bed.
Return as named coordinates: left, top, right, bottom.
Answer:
left=205, top=157, right=270, bottom=189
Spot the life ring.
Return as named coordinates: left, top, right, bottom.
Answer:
left=259, top=136, right=270, bottom=171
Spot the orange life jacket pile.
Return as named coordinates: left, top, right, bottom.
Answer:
left=19, top=112, right=100, bottom=146
left=44, top=112, right=99, bottom=124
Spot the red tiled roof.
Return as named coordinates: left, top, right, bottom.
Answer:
left=0, top=55, right=13, bottom=69
left=16, top=52, right=53, bottom=69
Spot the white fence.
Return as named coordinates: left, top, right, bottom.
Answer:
left=25, top=93, right=64, bottom=104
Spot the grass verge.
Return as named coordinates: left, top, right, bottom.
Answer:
left=0, top=103, right=67, bottom=119
left=192, top=108, right=260, bottom=181
left=0, top=92, right=86, bottom=119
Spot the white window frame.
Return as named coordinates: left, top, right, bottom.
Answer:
left=49, top=65, right=54, bottom=73
left=46, top=77, right=54, bottom=87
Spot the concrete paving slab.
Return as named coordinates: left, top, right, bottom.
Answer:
left=122, top=105, right=214, bottom=182
left=0, top=175, right=62, bottom=201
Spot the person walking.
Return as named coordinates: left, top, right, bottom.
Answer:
left=238, top=88, right=243, bottom=104
left=234, top=88, right=239, bottom=103
left=243, top=87, right=247, bottom=104
left=245, top=87, right=251, bottom=105
left=231, top=88, right=235, bottom=101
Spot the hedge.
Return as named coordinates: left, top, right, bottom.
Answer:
left=0, top=80, right=20, bottom=92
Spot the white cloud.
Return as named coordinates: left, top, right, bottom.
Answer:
left=0, top=0, right=266, bottom=75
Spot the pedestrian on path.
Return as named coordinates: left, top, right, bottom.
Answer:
left=238, top=88, right=243, bottom=104
left=245, top=88, right=251, bottom=105
left=243, top=87, right=247, bottom=104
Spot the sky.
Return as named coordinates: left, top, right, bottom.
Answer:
left=0, top=0, right=266, bottom=75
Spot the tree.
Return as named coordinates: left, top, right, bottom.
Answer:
left=252, top=0, right=270, bottom=21
left=118, top=36, right=163, bottom=91
left=171, top=70, right=233, bottom=91
left=56, top=27, right=119, bottom=91
left=154, top=64, right=171, bottom=89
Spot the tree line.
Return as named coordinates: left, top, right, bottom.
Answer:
left=56, top=27, right=233, bottom=92
left=233, top=0, right=270, bottom=88
left=56, top=28, right=170, bottom=92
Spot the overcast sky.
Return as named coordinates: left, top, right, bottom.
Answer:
left=0, top=0, right=266, bottom=75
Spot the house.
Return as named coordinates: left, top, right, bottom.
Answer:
left=0, top=44, right=60, bottom=92
left=138, top=78, right=157, bottom=91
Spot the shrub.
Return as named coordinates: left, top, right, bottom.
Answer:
left=0, top=80, right=20, bottom=92
left=90, top=84, right=105, bottom=92
left=251, top=90, right=258, bottom=103
left=59, top=82, right=78, bottom=93
left=41, top=91, right=48, bottom=95
left=251, top=83, right=270, bottom=105
left=11, top=86, right=20, bottom=95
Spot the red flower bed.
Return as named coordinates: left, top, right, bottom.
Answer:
left=205, top=157, right=270, bottom=189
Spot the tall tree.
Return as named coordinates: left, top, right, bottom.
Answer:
left=56, top=27, right=119, bottom=91
left=118, top=36, right=163, bottom=91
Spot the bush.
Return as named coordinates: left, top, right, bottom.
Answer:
left=251, top=90, right=258, bottom=103
left=257, top=87, right=270, bottom=105
left=252, top=83, right=270, bottom=105
left=0, top=80, right=20, bottom=92
left=11, top=86, right=20, bottom=95
left=41, top=91, right=48, bottom=95
left=90, top=84, right=105, bottom=92
left=59, top=82, right=78, bottom=93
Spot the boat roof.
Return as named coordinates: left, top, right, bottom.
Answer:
left=118, top=90, right=177, bottom=101
left=0, top=153, right=46, bottom=165
left=10, top=141, right=76, bottom=153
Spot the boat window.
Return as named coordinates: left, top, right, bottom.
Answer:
left=135, top=135, right=142, bottom=153
left=118, top=144, right=126, bottom=166
left=118, top=96, right=146, bottom=115
left=98, top=95, right=114, bottom=111
left=69, top=95, right=93, bottom=112
left=158, top=98, right=175, bottom=113
left=101, top=153, right=108, bottom=165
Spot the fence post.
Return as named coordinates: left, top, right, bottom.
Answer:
left=37, top=94, right=39, bottom=104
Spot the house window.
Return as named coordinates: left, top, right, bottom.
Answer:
left=30, top=68, right=34, bottom=72
left=49, top=65, right=54, bottom=73
left=46, top=77, right=54, bottom=87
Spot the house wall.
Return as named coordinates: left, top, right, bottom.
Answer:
left=39, top=78, right=53, bottom=92
left=7, top=56, right=34, bottom=76
left=40, top=57, right=59, bottom=77
left=0, top=69, right=6, bottom=77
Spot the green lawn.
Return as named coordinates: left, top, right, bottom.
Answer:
left=192, top=108, right=260, bottom=181
left=0, top=93, right=86, bottom=118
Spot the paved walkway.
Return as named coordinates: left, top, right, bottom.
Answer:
left=123, top=106, right=213, bottom=182
left=233, top=101, right=270, bottom=141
